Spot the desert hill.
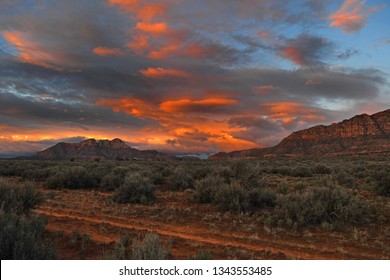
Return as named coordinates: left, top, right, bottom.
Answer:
left=211, top=109, right=390, bottom=158
left=35, top=138, right=170, bottom=160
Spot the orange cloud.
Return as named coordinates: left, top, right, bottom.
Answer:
left=160, top=98, right=238, bottom=113
left=107, top=0, right=140, bottom=11
left=253, top=85, right=275, bottom=95
left=329, top=0, right=383, bottom=33
left=108, top=0, right=165, bottom=20
left=96, top=97, right=156, bottom=118
left=263, top=102, right=325, bottom=125
left=92, top=46, right=124, bottom=56
left=127, top=34, right=150, bottom=54
left=183, top=43, right=215, bottom=57
left=137, top=3, right=166, bottom=21
left=283, top=46, right=304, bottom=66
left=108, top=0, right=181, bottom=59
left=135, top=22, right=168, bottom=34
left=140, top=67, right=191, bottom=79
left=95, top=95, right=255, bottom=152
left=97, top=96, right=238, bottom=117
left=147, top=42, right=180, bottom=59
left=2, top=31, right=60, bottom=69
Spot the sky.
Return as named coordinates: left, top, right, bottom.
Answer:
left=0, top=0, right=389, bottom=157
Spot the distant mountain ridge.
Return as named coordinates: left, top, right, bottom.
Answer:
left=35, top=138, right=170, bottom=160
left=211, top=109, right=390, bottom=158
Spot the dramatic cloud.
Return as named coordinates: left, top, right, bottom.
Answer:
left=160, top=98, right=238, bottom=113
left=140, top=67, right=192, bottom=79
left=329, top=0, right=383, bottom=33
left=0, top=0, right=388, bottom=156
left=253, top=85, right=277, bottom=95
left=2, top=31, right=61, bottom=69
left=280, top=34, right=333, bottom=67
left=92, top=46, right=124, bottom=56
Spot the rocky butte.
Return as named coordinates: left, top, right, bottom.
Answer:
left=211, top=109, right=390, bottom=159
left=35, top=138, right=170, bottom=160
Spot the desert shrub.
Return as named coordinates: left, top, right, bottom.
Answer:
left=114, top=172, right=155, bottom=204
left=248, top=188, right=277, bottom=209
left=100, top=172, right=125, bottom=191
left=290, top=166, right=313, bottom=177
left=159, top=164, right=175, bottom=179
left=167, top=166, right=194, bottom=190
left=1, top=162, right=35, bottom=177
left=21, top=167, right=53, bottom=182
left=294, top=181, right=307, bottom=191
left=189, top=250, right=213, bottom=260
left=0, top=178, right=55, bottom=259
left=193, top=175, right=226, bottom=203
left=230, top=159, right=250, bottom=177
left=106, top=235, right=132, bottom=260
left=131, top=233, right=169, bottom=260
left=112, top=166, right=131, bottom=175
left=229, top=160, right=261, bottom=188
left=0, top=162, right=11, bottom=176
left=277, top=186, right=367, bottom=227
left=0, top=180, right=44, bottom=215
left=87, top=164, right=107, bottom=183
left=277, top=180, right=289, bottom=194
left=0, top=211, right=57, bottom=259
left=371, top=167, right=390, bottom=196
left=193, top=166, right=212, bottom=180
left=214, top=182, right=249, bottom=213
left=45, top=166, right=99, bottom=189
left=149, top=167, right=165, bottom=184
left=98, top=165, right=132, bottom=190
left=212, top=165, right=234, bottom=183
left=333, top=171, right=355, bottom=188
left=312, top=164, right=332, bottom=175
left=142, top=169, right=164, bottom=185
left=267, top=166, right=293, bottom=176
left=128, top=163, right=145, bottom=172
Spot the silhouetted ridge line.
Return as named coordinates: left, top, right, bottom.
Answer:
left=211, top=109, right=390, bottom=158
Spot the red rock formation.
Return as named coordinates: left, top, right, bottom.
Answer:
left=35, top=138, right=171, bottom=160
left=211, top=109, right=390, bottom=158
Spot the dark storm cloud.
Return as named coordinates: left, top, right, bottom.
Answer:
left=279, top=34, right=334, bottom=67
left=228, top=116, right=282, bottom=145
left=0, top=136, right=89, bottom=158
left=26, top=136, right=88, bottom=146
left=233, top=34, right=272, bottom=54
left=229, top=116, right=281, bottom=132
left=220, top=67, right=385, bottom=102
left=177, top=0, right=334, bottom=28
left=0, top=0, right=388, bottom=155
left=0, top=0, right=131, bottom=50
left=0, top=61, right=89, bottom=102
left=0, top=89, right=154, bottom=130
left=62, top=122, right=90, bottom=131
left=0, top=59, right=156, bottom=101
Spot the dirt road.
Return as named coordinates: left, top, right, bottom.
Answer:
left=34, top=188, right=389, bottom=259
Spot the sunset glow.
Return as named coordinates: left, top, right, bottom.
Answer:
left=0, top=0, right=389, bottom=157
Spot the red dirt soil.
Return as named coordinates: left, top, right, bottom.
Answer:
left=35, top=187, right=390, bottom=260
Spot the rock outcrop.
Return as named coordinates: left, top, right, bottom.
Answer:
left=35, top=138, right=170, bottom=160
left=211, top=109, right=390, bottom=158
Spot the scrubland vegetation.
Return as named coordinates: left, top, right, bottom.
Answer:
left=0, top=155, right=389, bottom=259
left=0, top=178, right=56, bottom=259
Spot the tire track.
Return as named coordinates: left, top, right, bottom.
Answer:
left=35, top=208, right=336, bottom=260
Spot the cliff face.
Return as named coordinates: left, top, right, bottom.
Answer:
left=211, top=109, right=390, bottom=158
left=35, top=138, right=169, bottom=160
